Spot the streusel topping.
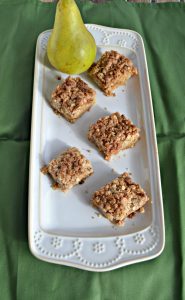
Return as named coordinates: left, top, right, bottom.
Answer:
left=51, top=77, right=96, bottom=113
left=92, top=173, right=149, bottom=225
left=88, top=50, right=137, bottom=86
left=88, top=112, right=139, bottom=151
left=48, top=147, right=92, bottom=186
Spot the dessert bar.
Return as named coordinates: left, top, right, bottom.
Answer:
left=92, top=172, right=149, bottom=225
left=88, top=50, right=137, bottom=96
left=88, top=112, right=140, bottom=160
left=50, top=76, right=96, bottom=122
left=41, top=147, right=93, bottom=192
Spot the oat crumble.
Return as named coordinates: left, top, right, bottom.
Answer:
left=50, top=76, right=96, bottom=122
left=88, top=50, right=137, bottom=96
left=92, top=172, right=149, bottom=226
left=41, top=147, right=93, bottom=192
left=88, top=112, right=140, bottom=160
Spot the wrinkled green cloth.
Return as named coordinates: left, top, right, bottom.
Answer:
left=0, top=0, right=185, bottom=299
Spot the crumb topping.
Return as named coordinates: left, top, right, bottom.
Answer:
left=47, top=147, right=92, bottom=187
left=88, top=50, right=137, bottom=95
left=51, top=77, right=96, bottom=114
left=41, top=165, right=48, bottom=175
left=88, top=112, right=139, bottom=155
left=92, top=172, right=149, bottom=225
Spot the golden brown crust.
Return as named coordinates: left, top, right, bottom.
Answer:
left=88, top=112, right=140, bottom=160
left=92, top=173, right=149, bottom=225
left=41, top=147, right=93, bottom=192
left=88, top=50, right=138, bottom=96
left=40, top=165, right=48, bottom=175
left=50, top=77, right=96, bottom=122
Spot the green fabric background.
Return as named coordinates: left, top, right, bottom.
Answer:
left=0, top=0, right=185, bottom=299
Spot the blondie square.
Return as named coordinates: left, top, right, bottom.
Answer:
left=50, top=76, right=96, bottom=122
left=88, top=112, right=140, bottom=160
left=88, top=50, right=137, bottom=96
left=92, top=172, right=149, bottom=225
left=41, top=147, right=93, bottom=192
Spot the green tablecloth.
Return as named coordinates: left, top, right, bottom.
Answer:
left=0, top=0, right=185, bottom=299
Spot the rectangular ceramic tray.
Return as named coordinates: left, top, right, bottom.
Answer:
left=29, top=25, right=165, bottom=271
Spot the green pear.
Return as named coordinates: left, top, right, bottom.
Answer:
left=47, top=0, right=96, bottom=74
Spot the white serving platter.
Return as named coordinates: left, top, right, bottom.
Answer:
left=29, top=24, right=165, bottom=272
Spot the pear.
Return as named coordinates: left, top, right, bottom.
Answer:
left=47, top=0, right=96, bottom=74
